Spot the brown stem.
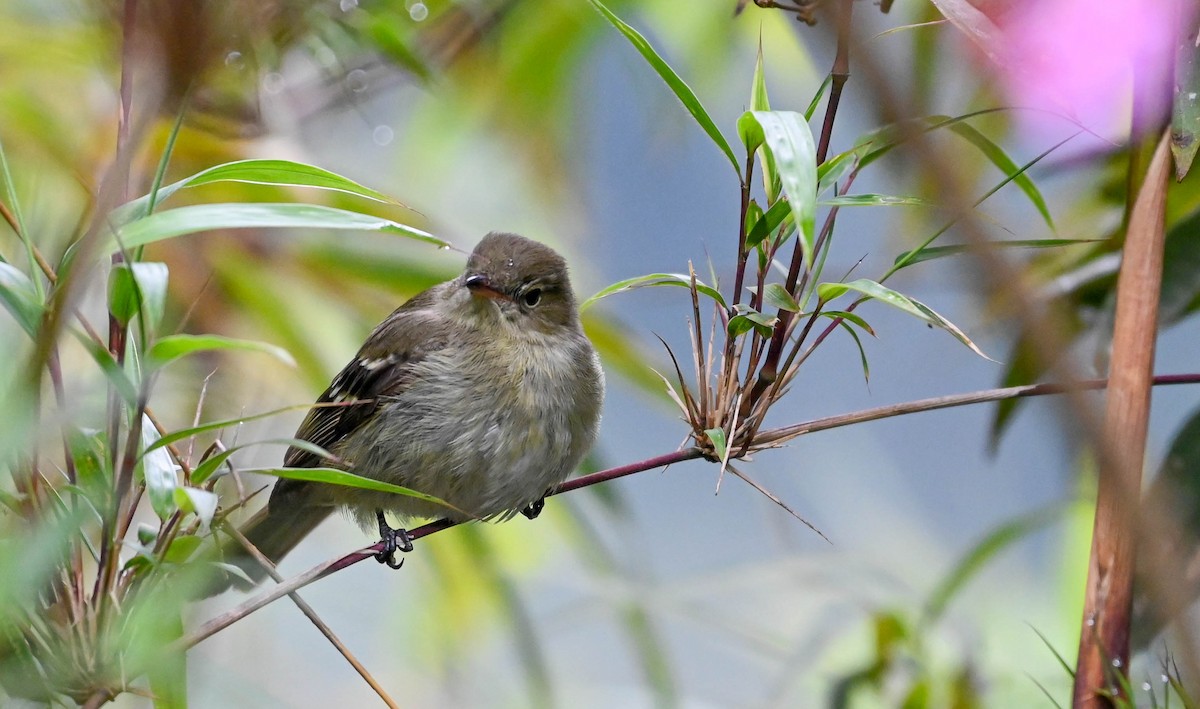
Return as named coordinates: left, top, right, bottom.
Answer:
left=1071, top=132, right=1171, bottom=707
left=184, top=448, right=705, bottom=647
left=815, top=0, right=852, bottom=166
left=186, top=370, right=1200, bottom=646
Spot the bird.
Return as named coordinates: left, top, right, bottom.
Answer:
left=206, top=232, right=604, bottom=593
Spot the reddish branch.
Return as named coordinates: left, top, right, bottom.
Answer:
left=185, top=373, right=1200, bottom=648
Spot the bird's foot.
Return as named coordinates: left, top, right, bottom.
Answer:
left=520, top=495, right=546, bottom=520
left=375, top=509, right=413, bottom=569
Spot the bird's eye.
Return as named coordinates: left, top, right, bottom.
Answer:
left=522, top=288, right=543, bottom=307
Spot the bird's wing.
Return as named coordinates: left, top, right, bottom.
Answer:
left=283, top=285, right=453, bottom=470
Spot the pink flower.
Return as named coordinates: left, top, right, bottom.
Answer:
left=943, top=0, right=1184, bottom=140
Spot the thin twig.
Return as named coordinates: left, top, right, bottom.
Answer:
left=224, top=525, right=401, bottom=709
left=185, top=372, right=1200, bottom=645
left=184, top=449, right=704, bottom=647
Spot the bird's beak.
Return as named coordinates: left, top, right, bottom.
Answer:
left=465, top=274, right=510, bottom=302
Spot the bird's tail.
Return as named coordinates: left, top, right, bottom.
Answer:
left=196, top=502, right=331, bottom=598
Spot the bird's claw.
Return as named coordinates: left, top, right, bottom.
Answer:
left=521, top=496, right=546, bottom=520
left=375, top=510, right=413, bottom=569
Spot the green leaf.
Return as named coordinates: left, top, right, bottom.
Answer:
left=749, top=40, right=770, bottom=114
left=854, top=109, right=1051, bottom=230
left=190, top=438, right=335, bottom=485
left=582, top=272, right=726, bottom=311
left=820, top=309, right=876, bottom=336
left=817, top=278, right=992, bottom=359
left=750, top=111, right=817, bottom=271
left=1173, top=35, right=1200, bottom=179
left=0, top=262, right=42, bottom=337
left=144, top=404, right=313, bottom=454
left=804, top=75, right=832, bottom=122
left=922, top=504, right=1064, bottom=626
left=836, top=319, right=870, bottom=383
left=148, top=334, right=296, bottom=369
left=108, top=262, right=169, bottom=331
left=115, top=159, right=403, bottom=224
left=174, top=487, right=218, bottom=530
left=820, top=193, right=936, bottom=208
left=112, top=203, right=448, bottom=252
left=140, top=416, right=179, bottom=521
left=762, top=283, right=800, bottom=312
left=816, top=148, right=860, bottom=196
left=587, top=0, right=740, bottom=178
left=893, top=239, right=1101, bottom=268
left=746, top=199, right=792, bottom=249
left=745, top=40, right=779, bottom=200
left=250, top=466, right=456, bottom=511
left=737, top=112, right=765, bottom=156
left=939, top=119, right=1054, bottom=229
left=727, top=305, right=776, bottom=337
left=162, top=534, right=203, bottom=565
left=705, top=428, right=727, bottom=460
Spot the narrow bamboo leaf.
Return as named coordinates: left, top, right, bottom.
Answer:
left=750, top=42, right=779, bottom=201
left=1173, top=35, right=1200, bottom=179
left=816, top=148, right=859, bottom=196
left=737, top=41, right=769, bottom=154
left=112, top=203, right=448, bottom=251
left=743, top=199, right=764, bottom=245
left=587, top=0, right=740, bottom=178
left=804, top=75, right=832, bottom=121
left=115, top=159, right=402, bottom=224
left=705, top=428, right=728, bottom=460
left=908, top=298, right=993, bottom=361
left=857, top=108, right=1009, bottom=169
left=817, top=278, right=992, bottom=359
left=820, top=194, right=936, bottom=208
left=837, top=320, right=870, bottom=383
left=750, top=40, right=770, bottom=113
left=109, top=262, right=169, bottom=331
left=1028, top=624, right=1074, bottom=679
left=746, top=199, right=791, bottom=249
left=940, top=119, right=1054, bottom=229
left=141, top=415, right=179, bottom=521
left=893, top=239, right=1101, bottom=268
left=0, top=262, right=42, bottom=337
left=821, top=309, right=876, bottom=336
left=762, top=283, right=801, bottom=312
left=582, top=272, right=726, bottom=311
left=145, top=404, right=315, bottom=453
left=251, top=466, right=454, bottom=509
left=148, top=334, right=295, bottom=369
left=751, top=111, right=817, bottom=271
left=923, top=504, right=1064, bottom=625
left=190, top=438, right=333, bottom=485
left=162, top=534, right=203, bottom=564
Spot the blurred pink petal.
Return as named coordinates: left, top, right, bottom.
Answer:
left=937, top=0, right=1184, bottom=140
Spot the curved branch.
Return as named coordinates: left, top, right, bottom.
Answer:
left=186, top=372, right=1200, bottom=647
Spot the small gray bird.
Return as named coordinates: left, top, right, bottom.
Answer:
left=213, top=232, right=604, bottom=591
